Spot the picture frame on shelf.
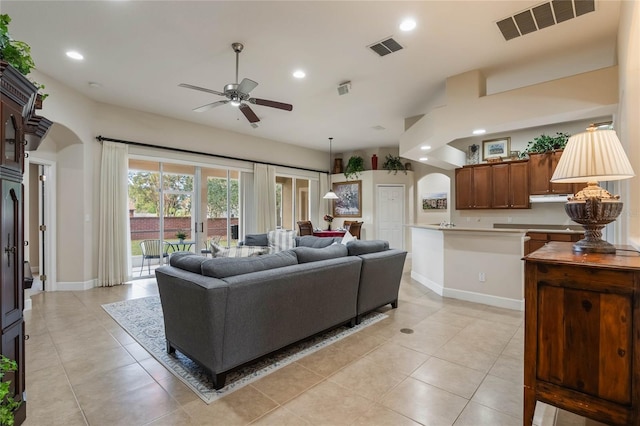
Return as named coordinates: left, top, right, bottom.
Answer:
left=482, top=137, right=510, bottom=160
left=332, top=180, right=362, bottom=217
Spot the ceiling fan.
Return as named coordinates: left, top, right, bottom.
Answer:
left=179, top=42, right=293, bottom=124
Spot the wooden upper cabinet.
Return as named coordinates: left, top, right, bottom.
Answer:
left=455, top=164, right=491, bottom=209
left=491, top=161, right=529, bottom=209
left=455, top=167, right=473, bottom=209
left=472, top=165, right=492, bottom=209
left=529, top=151, right=583, bottom=195
left=456, top=161, right=529, bottom=210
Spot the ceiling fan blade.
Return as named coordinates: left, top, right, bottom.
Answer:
left=250, top=98, right=293, bottom=111
left=237, top=78, right=258, bottom=95
left=178, top=83, right=225, bottom=97
left=193, top=100, right=229, bottom=113
left=239, top=103, right=260, bottom=123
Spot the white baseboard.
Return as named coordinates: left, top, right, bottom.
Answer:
left=411, top=271, right=444, bottom=296
left=443, top=287, right=524, bottom=311
left=56, top=279, right=97, bottom=291
left=411, top=271, right=523, bottom=311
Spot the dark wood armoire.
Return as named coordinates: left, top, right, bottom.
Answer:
left=1, top=60, right=52, bottom=425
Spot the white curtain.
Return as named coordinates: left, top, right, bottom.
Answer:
left=98, top=141, right=130, bottom=286
left=254, top=163, right=276, bottom=233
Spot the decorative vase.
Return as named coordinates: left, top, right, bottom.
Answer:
left=372, top=154, right=378, bottom=170
left=333, top=158, right=343, bottom=174
left=326, top=223, right=331, bottom=231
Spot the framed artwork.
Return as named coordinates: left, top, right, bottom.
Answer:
left=482, top=137, right=510, bottom=160
left=422, top=192, right=448, bottom=210
left=332, top=180, right=362, bottom=217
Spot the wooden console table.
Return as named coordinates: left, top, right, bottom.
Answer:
left=524, top=242, right=640, bottom=425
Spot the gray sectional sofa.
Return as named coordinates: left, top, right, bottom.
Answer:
left=155, top=237, right=407, bottom=389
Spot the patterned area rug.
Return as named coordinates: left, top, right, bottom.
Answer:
left=102, top=296, right=386, bottom=404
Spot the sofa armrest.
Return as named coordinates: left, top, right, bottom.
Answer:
left=155, top=266, right=229, bottom=373
left=356, top=249, right=407, bottom=315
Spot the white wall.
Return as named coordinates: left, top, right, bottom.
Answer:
left=618, top=0, right=640, bottom=248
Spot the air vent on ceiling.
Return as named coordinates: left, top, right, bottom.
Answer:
left=497, top=0, right=595, bottom=41
left=368, top=37, right=403, bottom=57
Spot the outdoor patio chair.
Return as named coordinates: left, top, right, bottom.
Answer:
left=139, top=239, right=171, bottom=276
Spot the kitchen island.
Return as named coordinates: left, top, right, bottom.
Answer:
left=409, top=224, right=528, bottom=310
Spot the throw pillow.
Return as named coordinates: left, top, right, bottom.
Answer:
left=340, top=231, right=355, bottom=245
left=215, top=245, right=270, bottom=258
left=267, top=229, right=296, bottom=252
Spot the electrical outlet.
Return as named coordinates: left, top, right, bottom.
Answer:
left=479, top=272, right=486, bottom=282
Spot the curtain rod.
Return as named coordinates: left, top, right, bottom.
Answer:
left=95, top=135, right=327, bottom=174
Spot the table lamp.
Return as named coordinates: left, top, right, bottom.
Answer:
left=550, top=126, right=635, bottom=254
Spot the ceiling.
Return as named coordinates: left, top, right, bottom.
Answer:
left=3, top=1, right=621, bottom=154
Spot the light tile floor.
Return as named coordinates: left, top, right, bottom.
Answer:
left=23, top=260, right=600, bottom=425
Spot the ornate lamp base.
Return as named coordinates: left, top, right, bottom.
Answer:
left=564, top=182, right=623, bottom=254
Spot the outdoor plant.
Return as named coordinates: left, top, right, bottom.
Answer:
left=175, top=230, right=187, bottom=241
left=520, top=132, right=571, bottom=158
left=0, top=355, right=21, bottom=426
left=0, top=14, right=47, bottom=101
left=344, top=156, right=364, bottom=180
left=382, top=154, right=407, bottom=175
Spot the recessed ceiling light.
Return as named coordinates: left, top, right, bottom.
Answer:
left=293, top=70, right=306, bottom=79
left=88, top=81, right=102, bottom=88
left=419, top=157, right=428, bottom=161
left=66, top=50, right=84, bottom=60
left=400, top=18, right=417, bottom=32
left=472, top=129, right=486, bottom=135
left=420, top=145, right=431, bottom=150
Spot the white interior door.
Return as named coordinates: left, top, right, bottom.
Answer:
left=377, top=185, right=404, bottom=249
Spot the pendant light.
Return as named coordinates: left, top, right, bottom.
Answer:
left=323, top=137, right=339, bottom=199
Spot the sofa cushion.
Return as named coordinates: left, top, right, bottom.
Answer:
left=346, top=240, right=390, bottom=256
left=295, top=235, right=343, bottom=248
left=292, top=244, right=348, bottom=264
left=169, top=252, right=208, bottom=273
left=202, top=250, right=298, bottom=279
left=244, top=233, right=269, bottom=247
left=268, top=229, right=296, bottom=252
left=215, top=245, right=270, bottom=258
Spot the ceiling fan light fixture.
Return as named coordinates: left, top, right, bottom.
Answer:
left=230, top=95, right=241, bottom=107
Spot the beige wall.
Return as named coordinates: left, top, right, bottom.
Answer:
left=618, top=0, right=640, bottom=248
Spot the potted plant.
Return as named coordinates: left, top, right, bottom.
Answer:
left=175, top=230, right=187, bottom=243
left=344, top=156, right=364, bottom=180
left=520, top=132, right=571, bottom=158
left=0, top=13, right=47, bottom=102
left=382, top=154, right=407, bottom=175
left=0, top=355, right=21, bottom=426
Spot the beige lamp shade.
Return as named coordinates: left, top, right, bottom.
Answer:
left=551, top=129, right=635, bottom=183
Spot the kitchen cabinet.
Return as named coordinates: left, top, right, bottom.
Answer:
left=524, top=242, right=640, bottom=425
left=529, top=151, right=583, bottom=195
left=491, top=160, right=529, bottom=209
left=455, top=161, right=529, bottom=210
left=525, top=231, right=583, bottom=255
left=455, top=164, right=491, bottom=209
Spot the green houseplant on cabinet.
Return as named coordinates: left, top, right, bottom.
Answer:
left=520, top=132, right=570, bottom=158
left=344, top=156, right=364, bottom=180
left=0, top=356, right=21, bottom=426
left=0, top=13, right=46, bottom=102
left=382, top=154, right=407, bottom=175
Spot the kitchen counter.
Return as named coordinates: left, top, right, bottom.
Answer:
left=408, top=225, right=527, bottom=311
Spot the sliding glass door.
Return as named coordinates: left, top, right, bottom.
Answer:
left=275, top=176, right=310, bottom=230
left=128, top=159, right=241, bottom=277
